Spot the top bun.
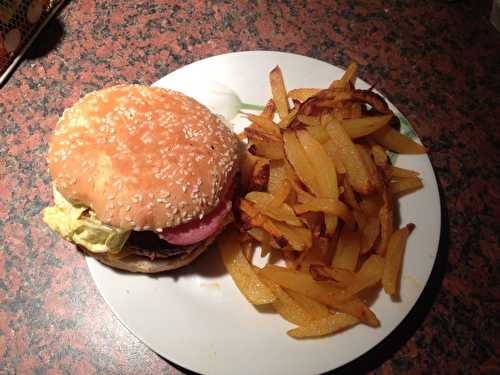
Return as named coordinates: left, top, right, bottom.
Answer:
left=48, top=85, right=239, bottom=231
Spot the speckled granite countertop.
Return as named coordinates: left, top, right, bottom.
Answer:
left=1, top=0, right=499, bottom=374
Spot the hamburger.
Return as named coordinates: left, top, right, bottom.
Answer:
left=43, top=85, right=239, bottom=273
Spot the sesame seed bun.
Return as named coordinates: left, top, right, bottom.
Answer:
left=48, top=84, right=239, bottom=230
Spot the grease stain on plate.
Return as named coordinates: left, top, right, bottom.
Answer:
left=395, top=275, right=424, bottom=312
left=404, top=275, right=423, bottom=291
left=200, top=281, right=221, bottom=290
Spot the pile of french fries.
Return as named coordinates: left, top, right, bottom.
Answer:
left=218, top=63, right=425, bottom=339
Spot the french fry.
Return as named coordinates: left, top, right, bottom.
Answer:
left=287, top=313, right=359, bottom=338
left=259, top=265, right=379, bottom=326
left=283, top=131, right=322, bottom=196
left=239, top=100, right=276, bottom=142
left=339, top=62, right=358, bottom=87
left=383, top=165, right=420, bottom=179
left=297, top=129, right=339, bottom=235
left=383, top=224, right=414, bottom=295
left=242, top=240, right=255, bottom=262
left=371, top=126, right=426, bottom=154
left=297, top=129, right=339, bottom=199
left=282, top=250, right=299, bottom=268
left=287, top=167, right=317, bottom=203
left=297, top=114, right=321, bottom=127
left=239, top=198, right=259, bottom=218
left=329, top=80, right=344, bottom=89
left=258, top=218, right=289, bottom=247
left=313, top=89, right=390, bottom=114
left=271, top=220, right=312, bottom=251
left=337, top=104, right=356, bottom=121
left=288, top=88, right=321, bottom=102
left=260, top=241, right=273, bottom=257
left=331, top=224, right=361, bottom=272
left=343, top=89, right=390, bottom=114
left=267, top=179, right=291, bottom=207
left=261, top=276, right=313, bottom=326
left=238, top=131, right=247, bottom=141
left=309, top=265, right=356, bottom=287
left=218, top=228, right=276, bottom=305
left=340, top=176, right=360, bottom=210
left=247, top=227, right=268, bottom=242
left=390, top=177, right=423, bottom=195
left=298, top=211, right=322, bottom=234
left=356, top=144, right=383, bottom=191
left=249, top=139, right=285, bottom=160
left=286, top=289, right=330, bottom=320
left=325, top=115, right=375, bottom=194
left=247, top=229, right=277, bottom=255
left=341, top=255, right=384, bottom=299
left=246, top=191, right=302, bottom=226
left=298, top=237, right=332, bottom=272
left=267, top=160, right=286, bottom=195
left=249, top=157, right=270, bottom=192
left=316, top=99, right=347, bottom=109
left=360, top=216, right=380, bottom=254
left=341, top=114, right=393, bottom=139
left=306, top=124, right=330, bottom=144
left=371, top=144, right=388, bottom=166
left=270, top=66, right=290, bottom=119
left=315, top=236, right=331, bottom=256
left=259, top=264, right=344, bottom=300
left=247, top=213, right=308, bottom=253
left=312, top=255, right=384, bottom=302
left=245, top=124, right=282, bottom=143
left=260, top=98, right=276, bottom=119
left=240, top=152, right=258, bottom=192
left=350, top=103, right=363, bottom=119
left=352, top=209, right=367, bottom=229
left=359, top=193, right=383, bottom=217
left=293, top=197, right=354, bottom=229
left=243, top=113, right=280, bottom=137
left=294, top=248, right=312, bottom=269
left=323, top=139, right=347, bottom=174
left=332, top=298, right=379, bottom=327
left=278, top=106, right=299, bottom=129
left=376, top=188, right=394, bottom=256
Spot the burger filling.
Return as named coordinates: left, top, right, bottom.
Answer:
left=43, top=188, right=233, bottom=258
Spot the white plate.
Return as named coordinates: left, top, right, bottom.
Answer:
left=87, top=51, right=441, bottom=375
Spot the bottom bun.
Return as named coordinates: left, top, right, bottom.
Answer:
left=79, top=224, right=227, bottom=273
left=85, top=240, right=210, bottom=273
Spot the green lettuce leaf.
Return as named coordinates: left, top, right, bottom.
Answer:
left=43, top=189, right=130, bottom=253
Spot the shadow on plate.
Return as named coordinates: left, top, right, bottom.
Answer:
left=154, top=244, right=228, bottom=280
left=334, top=175, right=449, bottom=375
